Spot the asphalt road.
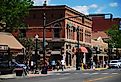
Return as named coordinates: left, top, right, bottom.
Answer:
left=1, top=69, right=121, bottom=82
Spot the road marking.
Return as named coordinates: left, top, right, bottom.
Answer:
left=112, top=73, right=118, bottom=74
left=58, top=77, right=69, bottom=80
left=56, top=73, right=61, bottom=75
left=63, top=73, right=70, bottom=75
left=83, top=73, right=90, bottom=74
left=102, top=73, right=108, bottom=74
left=82, top=72, right=119, bottom=75
left=83, top=76, right=113, bottom=82
left=90, top=73, right=99, bottom=75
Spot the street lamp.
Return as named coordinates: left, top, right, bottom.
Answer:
left=76, top=27, right=80, bottom=70
left=41, top=0, right=48, bottom=74
left=35, top=34, right=39, bottom=74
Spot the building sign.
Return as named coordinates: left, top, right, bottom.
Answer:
left=51, top=51, right=61, bottom=55
left=0, top=45, right=8, bottom=50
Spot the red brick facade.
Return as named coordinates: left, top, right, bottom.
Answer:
left=90, top=15, right=121, bottom=32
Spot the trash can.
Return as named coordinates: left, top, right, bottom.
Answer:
left=14, top=68, right=23, bottom=76
left=41, top=66, right=48, bottom=74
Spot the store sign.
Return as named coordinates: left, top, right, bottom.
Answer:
left=0, top=45, right=8, bottom=50
left=51, top=51, right=61, bottom=55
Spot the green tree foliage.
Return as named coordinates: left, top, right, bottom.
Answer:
left=106, top=24, right=121, bottom=48
left=0, top=0, right=33, bottom=32
left=18, top=37, right=35, bottom=61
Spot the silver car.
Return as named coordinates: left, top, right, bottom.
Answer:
left=109, top=60, right=121, bottom=68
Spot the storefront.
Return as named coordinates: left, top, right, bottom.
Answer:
left=0, top=32, right=25, bottom=62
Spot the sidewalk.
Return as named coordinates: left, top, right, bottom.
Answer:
left=0, top=67, right=107, bottom=79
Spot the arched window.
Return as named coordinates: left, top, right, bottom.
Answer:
left=53, top=23, right=61, bottom=38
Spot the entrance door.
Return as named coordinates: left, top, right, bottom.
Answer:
left=66, top=52, right=71, bottom=66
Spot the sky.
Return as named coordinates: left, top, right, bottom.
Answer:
left=33, top=0, right=121, bottom=18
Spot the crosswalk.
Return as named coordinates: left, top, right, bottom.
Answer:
left=82, top=72, right=119, bottom=75
left=52, top=72, right=119, bottom=76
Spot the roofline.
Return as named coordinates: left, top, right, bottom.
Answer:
left=88, top=13, right=113, bottom=16
left=31, top=5, right=92, bottom=20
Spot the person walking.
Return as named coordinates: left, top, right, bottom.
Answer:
left=90, top=59, right=93, bottom=69
left=51, top=60, right=56, bottom=70
left=30, top=61, right=34, bottom=73
left=61, top=59, right=65, bottom=71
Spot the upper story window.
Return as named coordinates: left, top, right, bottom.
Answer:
left=53, top=23, right=61, bottom=38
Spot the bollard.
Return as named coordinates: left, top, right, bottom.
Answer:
left=81, top=63, right=84, bottom=71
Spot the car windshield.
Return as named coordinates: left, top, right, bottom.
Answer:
left=111, top=61, right=118, bottom=63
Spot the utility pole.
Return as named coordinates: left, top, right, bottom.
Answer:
left=35, top=34, right=39, bottom=74
left=41, top=0, right=47, bottom=74
left=76, top=27, right=80, bottom=70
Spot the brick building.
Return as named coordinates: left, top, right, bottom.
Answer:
left=89, top=14, right=121, bottom=32
left=13, top=5, right=92, bottom=68
left=89, top=14, right=121, bottom=64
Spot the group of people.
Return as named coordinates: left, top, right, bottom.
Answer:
left=51, top=59, right=65, bottom=71
left=85, top=58, right=108, bottom=69
left=23, top=59, right=65, bottom=74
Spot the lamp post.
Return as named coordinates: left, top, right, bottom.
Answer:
left=35, top=34, right=39, bottom=74
left=76, top=27, right=80, bottom=70
left=41, top=0, right=48, bottom=74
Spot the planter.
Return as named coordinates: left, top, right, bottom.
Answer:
left=41, top=66, right=48, bottom=74
left=14, top=68, right=23, bottom=76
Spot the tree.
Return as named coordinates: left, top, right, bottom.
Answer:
left=0, top=0, right=33, bottom=32
left=106, top=24, right=121, bottom=48
left=19, top=37, right=34, bottom=61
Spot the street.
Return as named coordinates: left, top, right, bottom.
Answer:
left=1, top=69, right=121, bottom=82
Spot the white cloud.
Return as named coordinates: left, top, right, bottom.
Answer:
left=90, top=4, right=98, bottom=8
left=73, top=6, right=89, bottom=15
left=73, top=4, right=98, bottom=15
left=33, top=0, right=51, bottom=6
left=109, top=2, right=118, bottom=7
left=95, top=7, right=104, bottom=13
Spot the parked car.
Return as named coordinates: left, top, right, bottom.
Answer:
left=108, top=60, right=121, bottom=68
left=11, top=61, right=27, bottom=69
left=0, top=61, right=27, bottom=75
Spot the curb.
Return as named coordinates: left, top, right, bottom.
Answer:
left=0, top=68, right=107, bottom=79
left=95, top=68, right=108, bottom=71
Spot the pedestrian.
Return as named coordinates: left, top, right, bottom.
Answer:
left=90, top=59, right=93, bottom=69
left=61, top=59, right=65, bottom=71
left=56, top=60, right=60, bottom=71
left=30, top=61, right=34, bottom=73
left=51, top=60, right=56, bottom=70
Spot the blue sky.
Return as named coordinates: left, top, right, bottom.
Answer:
left=33, top=0, right=121, bottom=18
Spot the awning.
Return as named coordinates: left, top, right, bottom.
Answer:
left=0, top=32, right=24, bottom=50
left=86, top=47, right=92, bottom=54
left=77, top=46, right=88, bottom=53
